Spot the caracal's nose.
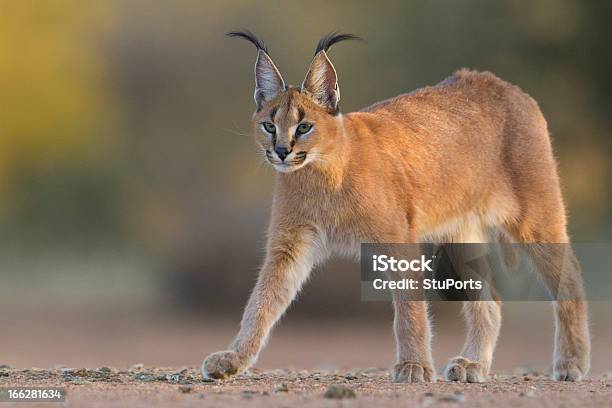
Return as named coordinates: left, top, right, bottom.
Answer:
left=275, top=146, right=291, bottom=161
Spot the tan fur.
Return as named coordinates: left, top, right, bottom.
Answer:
left=202, top=41, right=590, bottom=383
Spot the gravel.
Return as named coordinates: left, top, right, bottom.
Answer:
left=0, top=366, right=610, bottom=407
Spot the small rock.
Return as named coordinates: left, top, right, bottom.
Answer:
left=134, top=372, right=157, bottom=382
left=178, top=385, right=193, bottom=393
left=523, top=375, right=532, bottom=381
left=324, top=384, right=356, bottom=399
left=65, top=368, right=88, bottom=377
left=519, top=390, right=536, bottom=398
left=273, top=383, right=289, bottom=393
left=92, top=367, right=114, bottom=380
left=167, top=368, right=189, bottom=383
left=0, top=365, right=11, bottom=369
left=166, top=373, right=182, bottom=383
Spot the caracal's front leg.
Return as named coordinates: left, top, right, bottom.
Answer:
left=201, top=223, right=320, bottom=380
left=386, top=244, right=435, bottom=382
left=392, top=300, right=436, bottom=383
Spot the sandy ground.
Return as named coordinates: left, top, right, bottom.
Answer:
left=1, top=303, right=611, bottom=406
left=1, top=366, right=611, bottom=407
left=2, top=303, right=612, bottom=372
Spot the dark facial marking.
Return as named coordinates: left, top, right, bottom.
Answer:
left=270, top=106, right=278, bottom=122
left=297, top=107, right=305, bottom=123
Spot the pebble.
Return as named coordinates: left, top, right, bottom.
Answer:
left=178, top=385, right=193, bottom=393
left=324, top=384, right=356, bottom=399
left=166, top=373, right=182, bottom=383
left=65, top=368, right=88, bottom=377
left=134, top=372, right=157, bottom=382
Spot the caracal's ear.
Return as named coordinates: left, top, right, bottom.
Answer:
left=254, top=51, right=285, bottom=107
left=227, top=30, right=285, bottom=109
left=302, top=52, right=339, bottom=113
left=301, top=32, right=362, bottom=114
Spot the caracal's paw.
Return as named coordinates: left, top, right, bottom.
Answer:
left=201, top=350, right=244, bottom=380
left=392, top=361, right=436, bottom=383
left=553, top=360, right=587, bottom=382
left=444, top=357, right=487, bottom=383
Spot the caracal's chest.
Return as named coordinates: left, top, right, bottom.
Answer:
left=301, top=191, right=378, bottom=261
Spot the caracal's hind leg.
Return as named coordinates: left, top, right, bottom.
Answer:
left=506, top=207, right=590, bottom=381
left=521, top=242, right=590, bottom=380
left=442, top=227, right=502, bottom=383
left=445, top=301, right=502, bottom=383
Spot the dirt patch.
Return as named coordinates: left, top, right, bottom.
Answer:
left=1, top=366, right=610, bottom=407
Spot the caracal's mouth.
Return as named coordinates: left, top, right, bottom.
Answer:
left=265, top=150, right=308, bottom=173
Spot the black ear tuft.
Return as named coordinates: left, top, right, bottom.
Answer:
left=227, top=30, right=269, bottom=54
left=315, top=32, right=362, bottom=55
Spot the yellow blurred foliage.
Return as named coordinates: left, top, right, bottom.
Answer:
left=0, top=1, right=116, bottom=201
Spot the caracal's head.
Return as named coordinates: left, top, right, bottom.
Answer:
left=228, top=31, right=361, bottom=173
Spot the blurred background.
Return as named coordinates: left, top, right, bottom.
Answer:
left=1, top=1, right=610, bottom=373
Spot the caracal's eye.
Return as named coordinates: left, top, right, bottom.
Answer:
left=295, top=123, right=313, bottom=137
left=262, top=122, right=276, bottom=134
